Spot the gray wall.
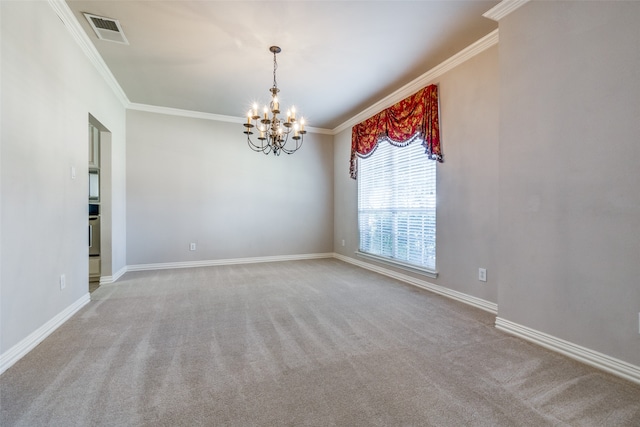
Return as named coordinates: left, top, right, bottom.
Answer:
left=126, top=110, right=334, bottom=265
left=3, top=0, right=638, bottom=376
left=497, top=1, right=640, bottom=366
left=334, top=46, right=500, bottom=305
left=0, top=1, right=127, bottom=353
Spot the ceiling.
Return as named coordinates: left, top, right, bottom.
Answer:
left=66, top=1, right=499, bottom=131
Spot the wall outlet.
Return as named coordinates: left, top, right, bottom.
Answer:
left=341, top=239, right=345, bottom=247
left=478, top=268, right=487, bottom=282
left=190, top=243, right=196, bottom=251
left=59, top=274, right=66, bottom=290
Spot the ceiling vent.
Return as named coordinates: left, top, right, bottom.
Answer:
left=83, top=13, right=129, bottom=45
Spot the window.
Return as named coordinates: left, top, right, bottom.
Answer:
left=358, top=139, right=436, bottom=272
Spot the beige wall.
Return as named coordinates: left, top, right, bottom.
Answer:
left=1, top=1, right=127, bottom=353
left=334, top=46, right=500, bottom=305
left=497, top=1, right=640, bottom=366
left=126, top=110, right=334, bottom=265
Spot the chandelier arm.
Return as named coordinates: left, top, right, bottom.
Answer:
left=280, top=136, right=303, bottom=155
left=278, top=130, right=303, bottom=155
left=246, top=134, right=262, bottom=150
left=247, top=134, right=272, bottom=154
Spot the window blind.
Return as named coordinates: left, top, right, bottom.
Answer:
left=358, top=139, right=436, bottom=270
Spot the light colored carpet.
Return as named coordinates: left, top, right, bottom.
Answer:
left=1, top=259, right=639, bottom=426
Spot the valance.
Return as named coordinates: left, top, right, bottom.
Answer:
left=350, top=84, right=442, bottom=179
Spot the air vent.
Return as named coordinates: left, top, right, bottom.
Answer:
left=83, top=13, right=129, bottom=45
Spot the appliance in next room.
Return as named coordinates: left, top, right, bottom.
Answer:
left=89, top=214, right=101, bottom=256
left=89, top=168, right=100, bottom=202
left=89, top=204, right=101, bottom=281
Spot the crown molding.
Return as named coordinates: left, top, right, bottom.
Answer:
left=128, top=103, right=332, bottom=135
left=332, top=28, right=499, bottom=135
left=483, top=0, right=530, bottom=22
left=128, top=103, right=243, bottom=123
left=48, top=0, right=331, bottom=135
left=132, top=27, right=498, bottom=137
left=50, top=0, right=497, bottom=137
left=47, top=0, right=129, bottom=107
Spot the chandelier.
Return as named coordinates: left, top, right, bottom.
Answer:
left=243, top=46, right=305, bottom=155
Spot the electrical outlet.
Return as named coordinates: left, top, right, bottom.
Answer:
left=341, top=239, right=345, bottom=247
left=60, top=274, right=66, bottom=290
left=190, top=243, right=196, bottom=251
left=478, top=268, right=487, bottom=282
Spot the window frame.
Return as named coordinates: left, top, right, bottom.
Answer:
left=356, top=138, right=438, bottom=278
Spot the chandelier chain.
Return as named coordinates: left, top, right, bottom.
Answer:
left=272, top=50, right=278, bottom=90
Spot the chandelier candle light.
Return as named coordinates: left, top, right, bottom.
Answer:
left=243, top=46, right=305, bottom=155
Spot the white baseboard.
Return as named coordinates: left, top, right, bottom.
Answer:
left=333, top=253, right=498, bottom=314
left=127, top=253, right=335, bottom=272
left=0, top=293, right=91, bottom=375
left=334, top=253, right=640, bottom=385
left=99, top=265, right=127, bottom=285
left=496, top=317, right=640, bottom=385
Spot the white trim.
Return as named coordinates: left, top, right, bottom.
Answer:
left=52, top=0, right=496, bottom=137
left=0, top=293, right=91, bottom=375
left=355, top=251, right=438, bottom=279
left=47, top=0, right=129, bottom=107
left=127, top=253, right=334, bottom=272
left=99, top=265, right=127, bottom=285
left=331, top=29, right=499, bottom=135
left=304, top=126, right=333, bottom=136
left=127, top=103, right=332, bottom=135
left=333, top=253, right=497, bottom=314
left=128, top=103, right=244, bottom=124
left=495, top=317, right=640, bottom=386
left=125, top=26, right=499, bottom=137
left=483, top=0, right=530, bottom=22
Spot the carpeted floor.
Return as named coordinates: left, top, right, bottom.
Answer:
left=1, top=259, right=639, bottom=426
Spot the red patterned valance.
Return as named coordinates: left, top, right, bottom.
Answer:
left=350, top=84, right=442, bottom=179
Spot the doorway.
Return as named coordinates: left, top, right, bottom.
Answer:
left=88, top=114, right=112, bottom=293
